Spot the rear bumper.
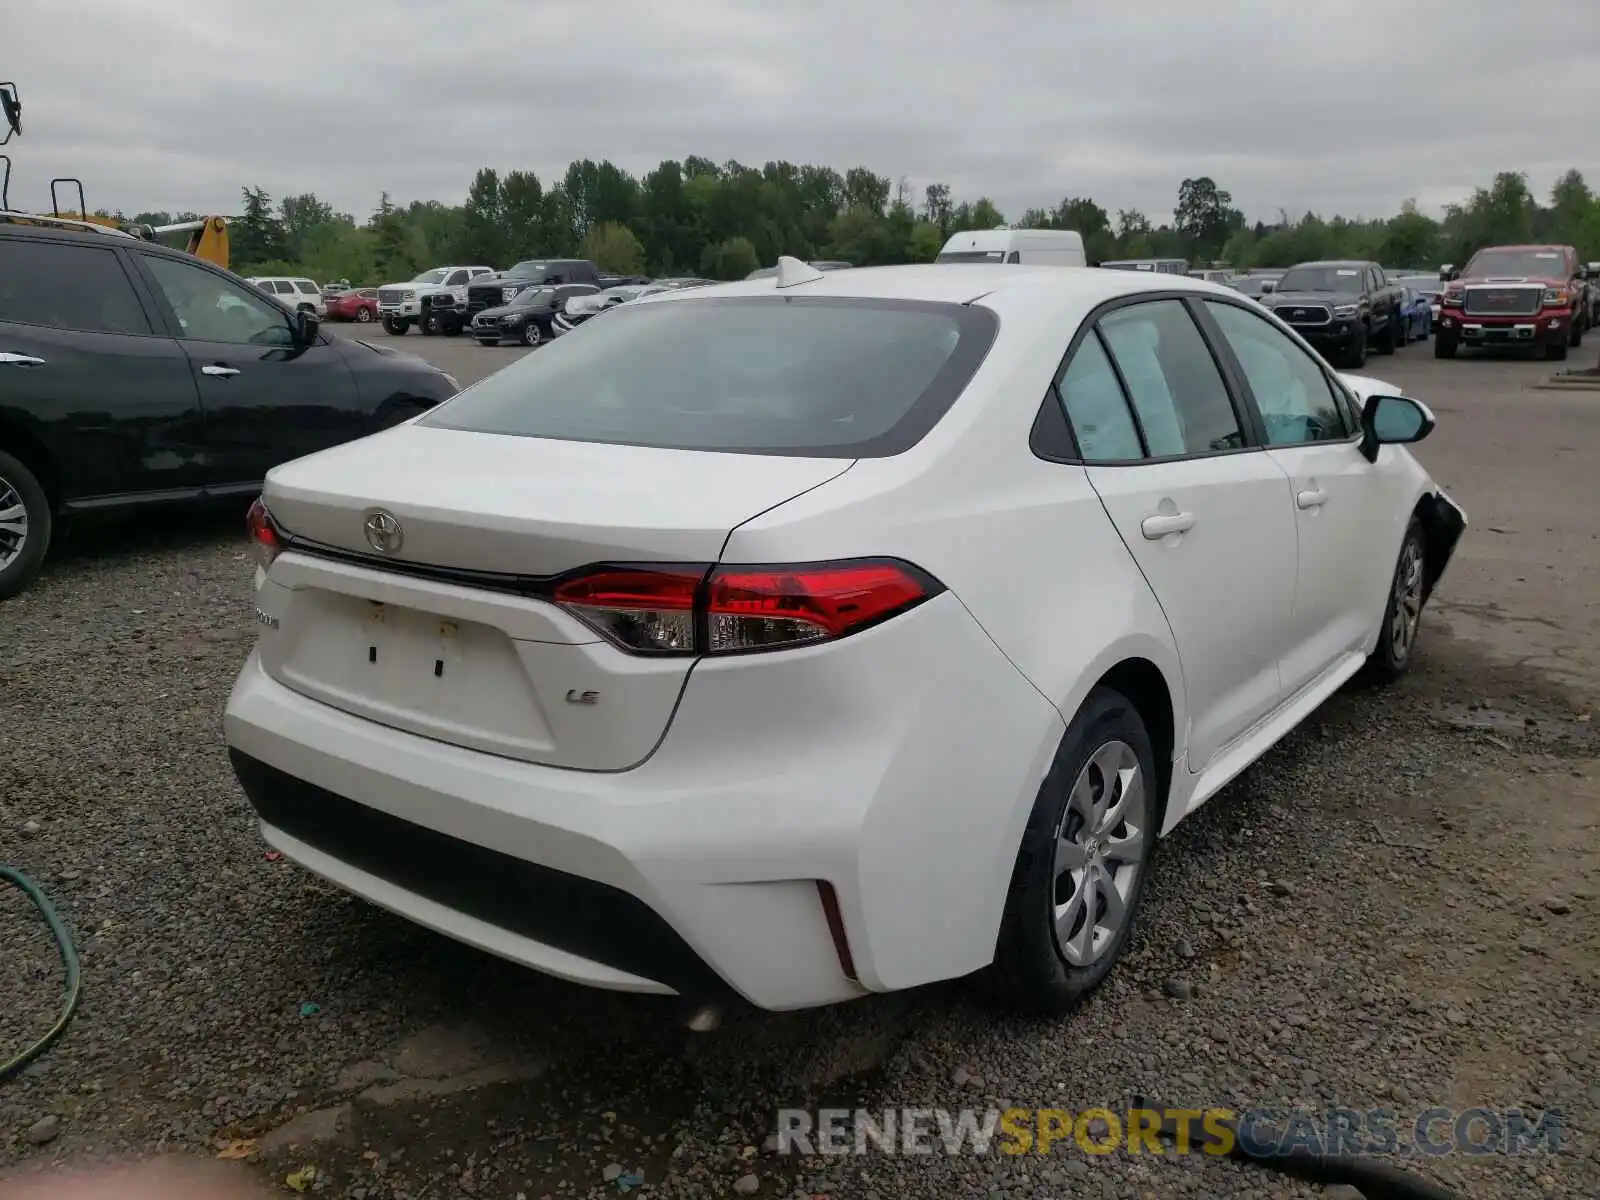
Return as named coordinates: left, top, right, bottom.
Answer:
left=223, top=594, right=1062, bottom=1010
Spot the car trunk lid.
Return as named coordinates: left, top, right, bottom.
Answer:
left=254, top=425, right=852, bottom=770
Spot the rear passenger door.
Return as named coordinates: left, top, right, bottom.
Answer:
left=0, top=236, right=206, bottom=503
left=1054, top=297, right=1297, bottom=772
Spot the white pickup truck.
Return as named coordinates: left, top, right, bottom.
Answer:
left=376, top=265, right=495, bottom=335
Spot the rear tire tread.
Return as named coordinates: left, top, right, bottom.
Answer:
left=991, top=687, right=1159, bottom=1016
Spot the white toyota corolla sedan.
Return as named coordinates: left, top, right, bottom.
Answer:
left=225, top=259, right=1466, bottom=1014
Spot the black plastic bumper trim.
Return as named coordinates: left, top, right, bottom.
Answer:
left=228, top=749, right=733, bottom=1000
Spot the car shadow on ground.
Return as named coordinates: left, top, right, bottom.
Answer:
left=43, top=501, right=249, bottom=573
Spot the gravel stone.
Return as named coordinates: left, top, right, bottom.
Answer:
left=23, top=1115, right=59, bottom=1145
left=733, top=1172, right=760, bottom=1194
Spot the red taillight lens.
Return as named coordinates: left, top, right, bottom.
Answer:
left=550, top=559, right=940, bottom=656
left=707, top=562, right=933, bottom=652
left=246, top=498, right=281, bottom=568
left=552, top=566, right=703, bottom=654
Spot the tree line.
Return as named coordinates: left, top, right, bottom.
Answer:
left=124, top=159, right=1600, bottom=285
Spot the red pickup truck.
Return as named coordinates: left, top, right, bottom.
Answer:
left=1435, top=243, right=1591, bottom=361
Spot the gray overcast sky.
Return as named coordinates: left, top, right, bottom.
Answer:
left=8, top=0, right=1600, bottom=226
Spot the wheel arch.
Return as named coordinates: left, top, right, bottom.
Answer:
left=1094, top=657, right=1177, bottom=832
left=0, top=413, right=61, bottom=509
left=1412, top=489, right=1465, bottom=601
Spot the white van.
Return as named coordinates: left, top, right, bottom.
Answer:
left=935, top=227, right=1086, bottom=267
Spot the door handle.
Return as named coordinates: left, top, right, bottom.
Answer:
left=1141, top=511, right=1196, bottom=540
left=1296, top=487, right=1328, bottom=510
left=0, top=352, right=45, bottom=367
left=201, top=364, right=240, bottom=378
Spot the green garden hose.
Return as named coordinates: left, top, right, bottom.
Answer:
left=0, top=866, right=81, bottom=1084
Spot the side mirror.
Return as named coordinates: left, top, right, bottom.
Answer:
left=1260, top=280, right=1275, bottom=294
left=1359, top=394, right=1435, bottom=463
left=294, top=309, right=320, bottom=345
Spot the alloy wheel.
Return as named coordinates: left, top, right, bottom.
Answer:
left=1051, top=739, right=1148, bottom=967
left=0, top=472, right=29, bottom=571
left=1390, top=538, right=1425, bottom=663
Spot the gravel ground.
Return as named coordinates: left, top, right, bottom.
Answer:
left=2, top=358, right=1598, bottom=1198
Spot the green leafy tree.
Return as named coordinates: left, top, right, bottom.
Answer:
left=580, top=222, right=646, bottom=274
left=699, top=235, right=759, bottom=280
left=215, top=157, right=1600, bottom=289
left=1174, top=176, right=1234, bottom=262
left=233, top=186, right=288, bottom=269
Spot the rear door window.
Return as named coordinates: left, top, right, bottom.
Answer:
left=0, top=239, right=151, bottom=335
left=1097, top=300, right=1244, bottom=457
left=422, top=296, right=997, bottom=457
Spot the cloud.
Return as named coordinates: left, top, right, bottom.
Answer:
left=7, top=0, right=1599, bottom=225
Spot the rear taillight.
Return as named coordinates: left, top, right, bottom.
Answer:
left=553, top=566, right=701, bottom=654
left=551, top=559, right=942, bottom=656
left=247, top=498, right=281, bottom=568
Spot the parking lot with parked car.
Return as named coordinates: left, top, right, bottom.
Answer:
left=3, top=256, right=1596, bottom=1199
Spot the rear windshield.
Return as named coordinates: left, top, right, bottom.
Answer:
left=421, top=296, right=998, bottom=457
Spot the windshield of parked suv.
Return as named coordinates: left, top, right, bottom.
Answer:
left=410, top=269, right=448, bottom=286
left=504, top=261, right=551, bottom=278
left=1275, top=266, right=1363, bottom=294
left=1463, top=248, right=1567, bottom=278
left=511, top=288, right=553, bottom=308
left=421, top=297, right=995, bottom=457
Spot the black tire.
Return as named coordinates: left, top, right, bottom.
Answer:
left=519, top=322, right=544, bottom=348
left=1365, top=517, right=1426, bottom=685
left=476, top=338, right=499, bottom=347
left=420, top=315, right=437, bottom=336
left=1394, top=310, right=1410, bottom=348
left=355, top=308, right=374, bottom=323
left=442, top=321, right=462, bottom=338
left=1434, top=334, right=1457, bottom=359
left=0, top=450, right=53, bottom=602
left=382, top=317, right=409, bottom=336
left=1345, top=326, right=1368, bottom=368
left=1568, top=317, right=1583, bottom=348
left=1546, top=338, right=1568, bottom=361
left=992, top=687, right=1159, bottom=1015
left=1375, top=315, right=1396, bottom=355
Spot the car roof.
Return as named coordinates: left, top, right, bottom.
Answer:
left=635, top=262, right=1244, bottom=310
left=1473, top=243, right=1569, bottom=252
left=1289, top=260, right=1372, bottom=269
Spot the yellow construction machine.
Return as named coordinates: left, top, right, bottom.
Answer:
left=1, top=79, right=231, bottom=268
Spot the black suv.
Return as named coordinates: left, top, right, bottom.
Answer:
left=471, top=283, right=600, bottom=346
left=1262, top=260, right=1404, bottom=368
left=0, top=220, right=461, bottom=600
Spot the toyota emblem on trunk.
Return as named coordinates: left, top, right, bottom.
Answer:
left=363, top=509, right=404, bottom=554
